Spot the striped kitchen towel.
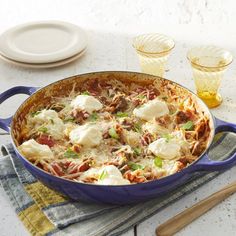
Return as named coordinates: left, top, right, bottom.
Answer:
left=0, top=132, right=235, bottom=236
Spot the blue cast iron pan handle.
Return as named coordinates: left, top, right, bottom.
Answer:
left=0, top=86, right=39, bottom=132
left=189, top=117, right=236, bottom=172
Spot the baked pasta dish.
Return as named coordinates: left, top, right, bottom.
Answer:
left=18, top=78, right=211, bottom=185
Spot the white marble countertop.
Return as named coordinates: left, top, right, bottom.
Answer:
left=0, top=1, right=236, bottom=235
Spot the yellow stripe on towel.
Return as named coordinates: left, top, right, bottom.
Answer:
left=18, top=204, right=55, bottom=236
left=25, top=182, right=66, bottom=209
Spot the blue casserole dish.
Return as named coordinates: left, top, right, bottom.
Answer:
left=0, top=71, right=236, bottom=205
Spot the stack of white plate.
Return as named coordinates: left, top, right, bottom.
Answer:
left=0, top=21, right=87, bottom=68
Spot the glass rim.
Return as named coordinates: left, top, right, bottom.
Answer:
left=187, top=54, right=233, bottom=69
left=132, top=33, right=175, bottom=55
left=133, top=44, right=175, bottom=55
left=186, top=46, right=233, bottom=69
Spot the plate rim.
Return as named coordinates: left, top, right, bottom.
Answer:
left=0, top=20, right=87, bottom=64
left=0, top=47, right=86, bottom=69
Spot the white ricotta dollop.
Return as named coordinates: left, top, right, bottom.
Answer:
left=18, top=139, right=53, bottom=161
left=97, top=165, right=130, bottom=185
left=133, top=99, right=169, bottom=121
left=31, top=109, right=65, bottom=139
left=69, top=123, right=102, bottom=147
left=70, top=95, right=103, bottom=114
left=148, top=138, right=181, bottom=159
left=31, top=109, right=59, bottom=123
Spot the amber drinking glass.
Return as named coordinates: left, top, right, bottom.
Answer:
left=133, top=33, right=175, bottom=77
left=187, top=46, right=233, bottom=108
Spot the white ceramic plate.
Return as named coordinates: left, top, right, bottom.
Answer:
left=0, top=21, right=87, bottom=64
left=0, top=48, right=86, bottom=69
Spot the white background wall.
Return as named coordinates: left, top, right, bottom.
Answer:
left=1, top=0, right=236, bottom=50
left=1, top=0, right=236, bottom=27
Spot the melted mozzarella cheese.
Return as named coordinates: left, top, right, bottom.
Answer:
left=138, top=158, right=180, bottom=177
left=46, top=119, right=65, bottom=139
left=163, top=160, right=181, bottom=175
left=142, top=121, right=169, bottom=135
left=18, top=139, right=53, bottom=161
left=122, top=130, right=140, bottom=147
left=138, top=158, right=154, bottom=168
left=69, top=124, right=102, bottom=147
left=133, top=99, right=169, bottom=121
left=171, top=130, right=190, bottom=150
left=80, top=146, right=110, bottom=164
left=80, top=167, right=100, bottom=181
left=148, top=138, right=181, bottom=159
left=71, top=95, right=103, bottom=113
left=64, top=123, right=77, bottom=137
left=97, top=165, right=130, bottom=185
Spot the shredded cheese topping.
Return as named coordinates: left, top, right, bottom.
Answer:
left=18, top=78, right=210, bottom=185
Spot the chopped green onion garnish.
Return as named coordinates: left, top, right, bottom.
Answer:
left=133, top=123, right=142, bottom=133
left=137, top=94, right=146, bottom=99
left=64, top=149, right=79, bottom=158
left=108, top=127, right=119, bottom=139
left=50, top=119, right=54, bottom=124
left=81, top=91, right=90, bottom=95
left=99, top=170, right=108, bottom=180
left=64, top=117, right=75, bottom=122
left=169, top=110, right=178, bottom=115
left=162, top=134, right=172, bottom=142
left=31, top=111, right=41, bottom=117
left=182, top=121, right=194, bottom=131
left=38, top=126, right=48, bottom=133
left=128, top=162, right=144, bottom=171
left=162, top=96, right=168, bottom=101
left=116, top=112, right=128, bottom=117
left=154, top=156, right=163, bottom=168
left=133, top=147, right=141, bottom=156
left=89, top=112, right=98, bottom=121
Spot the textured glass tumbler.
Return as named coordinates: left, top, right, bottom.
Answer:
left=133, top=33, right=175, bottom=77
left=187, top=46, right=233, bottom=108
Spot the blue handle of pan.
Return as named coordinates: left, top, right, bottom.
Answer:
left=0, top=86, right=39, bottom=132
left=189, top=117, right=236, bottom=172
